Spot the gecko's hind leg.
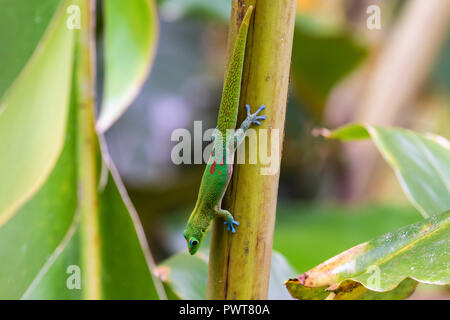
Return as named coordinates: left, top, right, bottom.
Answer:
left=217, top=209, right=239, bottom=233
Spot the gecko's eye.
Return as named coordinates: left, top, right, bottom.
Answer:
left=190, top=239, right=198, bottom=246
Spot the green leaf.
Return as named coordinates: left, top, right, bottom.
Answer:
left=0, top=0, right=61, bottom=98
left=0, top=83, right=78, bottom=299
left=274, top=204, right=419, bottom=274
left=285, top=211, right=449, bottom=300
left=156, top=252, right=208, bottom=300
left=97, top=0, right=158, bottom=132
left=22, top=162, right=165, bottom=300
left=0, top=73, right=164, bottom=300
left=321, top=125, right=450, bottom=218
left=0, top=0, right=164, bottom=299
left=156, top=250, right=297, bottom=300
left=291, top=16, right=367, bottom=118
left=0, top=1, right=74, bottom=226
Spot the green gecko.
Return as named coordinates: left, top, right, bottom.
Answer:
left=184, top=6, right=266, bottom=255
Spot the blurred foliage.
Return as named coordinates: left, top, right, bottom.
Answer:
left=158, top=0, right=230, bottom=22
left=324, top=125, right=450, bottom=217
left=433, top=35, right=450, bottom=90
left=291, top=15, right=367, bottom=119
left=98, top=0, right=158, bottom=132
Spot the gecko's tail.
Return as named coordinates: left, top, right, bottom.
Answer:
left=243, top=6, right=254, bottom=27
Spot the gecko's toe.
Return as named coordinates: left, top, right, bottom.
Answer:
left=225, top=219, right=239, bottom=233
left=245, top=104, right=251, bottom=115
left=256, top=105, right=266, bottom=113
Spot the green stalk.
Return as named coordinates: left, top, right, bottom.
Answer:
left=76, top=0, right=101, bottom=300
left=206, top=0, right=297, bottom=299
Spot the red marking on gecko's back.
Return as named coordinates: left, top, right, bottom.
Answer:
left=210, top=161, right=217, bottom=174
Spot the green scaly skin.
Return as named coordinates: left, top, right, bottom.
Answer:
left=184, top=6, right=267, bottom=255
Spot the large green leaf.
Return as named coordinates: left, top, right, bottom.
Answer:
left=0, top=0, right=61, bottom=98
left=0, top=1, right=74, bottom=227
left=0, top=81, right=78, bottom=299
left=286, top=211, right=449, bottom=300
left=156, top=250, right=297, bottom=300
left=22, top=160, right=166, bottom=300
left=97, top=0, right=158, bottom=132
left=319, top=125, right=450, bottom=218
left=0, top=0, right=165, bottom=300
left=0, top=66, right=164, bottom=300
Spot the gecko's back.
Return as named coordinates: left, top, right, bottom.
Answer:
left=217, top=6, right=253, bottom=134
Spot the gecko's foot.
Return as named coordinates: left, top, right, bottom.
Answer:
left=224, top=218, right=240, bottom=233
left=245, top=104, right=266, bottom=126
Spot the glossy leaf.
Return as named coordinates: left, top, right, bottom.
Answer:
left=286, top=211, right=449, bottom=300
left=0, top=0, right=61, bottom=98
left=0, top=75, right=164, bottom=300
left=320, top=125, right=450, bottom=218
left=156, top=250, right=297, bottom=300
left=0, top=86, right=78, bottom=299
left=0, top=0, right=164, bottom=299
left=0, top=1, right=74, bottom=227
left=97, top=0, right=158, bottom=132
left=155, top=252, right=208, bottom=300
left=274, top=204, right=419, bottom=273
left=22, top=162, right=165, bottom=300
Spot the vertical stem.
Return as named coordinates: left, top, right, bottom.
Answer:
left=76, top=0, right=100, bottom=300
left=207, top=0, right=297, bottom=300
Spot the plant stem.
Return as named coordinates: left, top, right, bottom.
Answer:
left=206, top=0, right=297, bottom=300
left=76, top=0, right=100, bottom=300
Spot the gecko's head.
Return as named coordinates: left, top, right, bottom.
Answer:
left=184, top=229, right=203, bottom=255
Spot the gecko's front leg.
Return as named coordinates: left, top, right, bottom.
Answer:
left=216, top=209, right=240, bottom=233
left=231, top=104, right=267, bottom=149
